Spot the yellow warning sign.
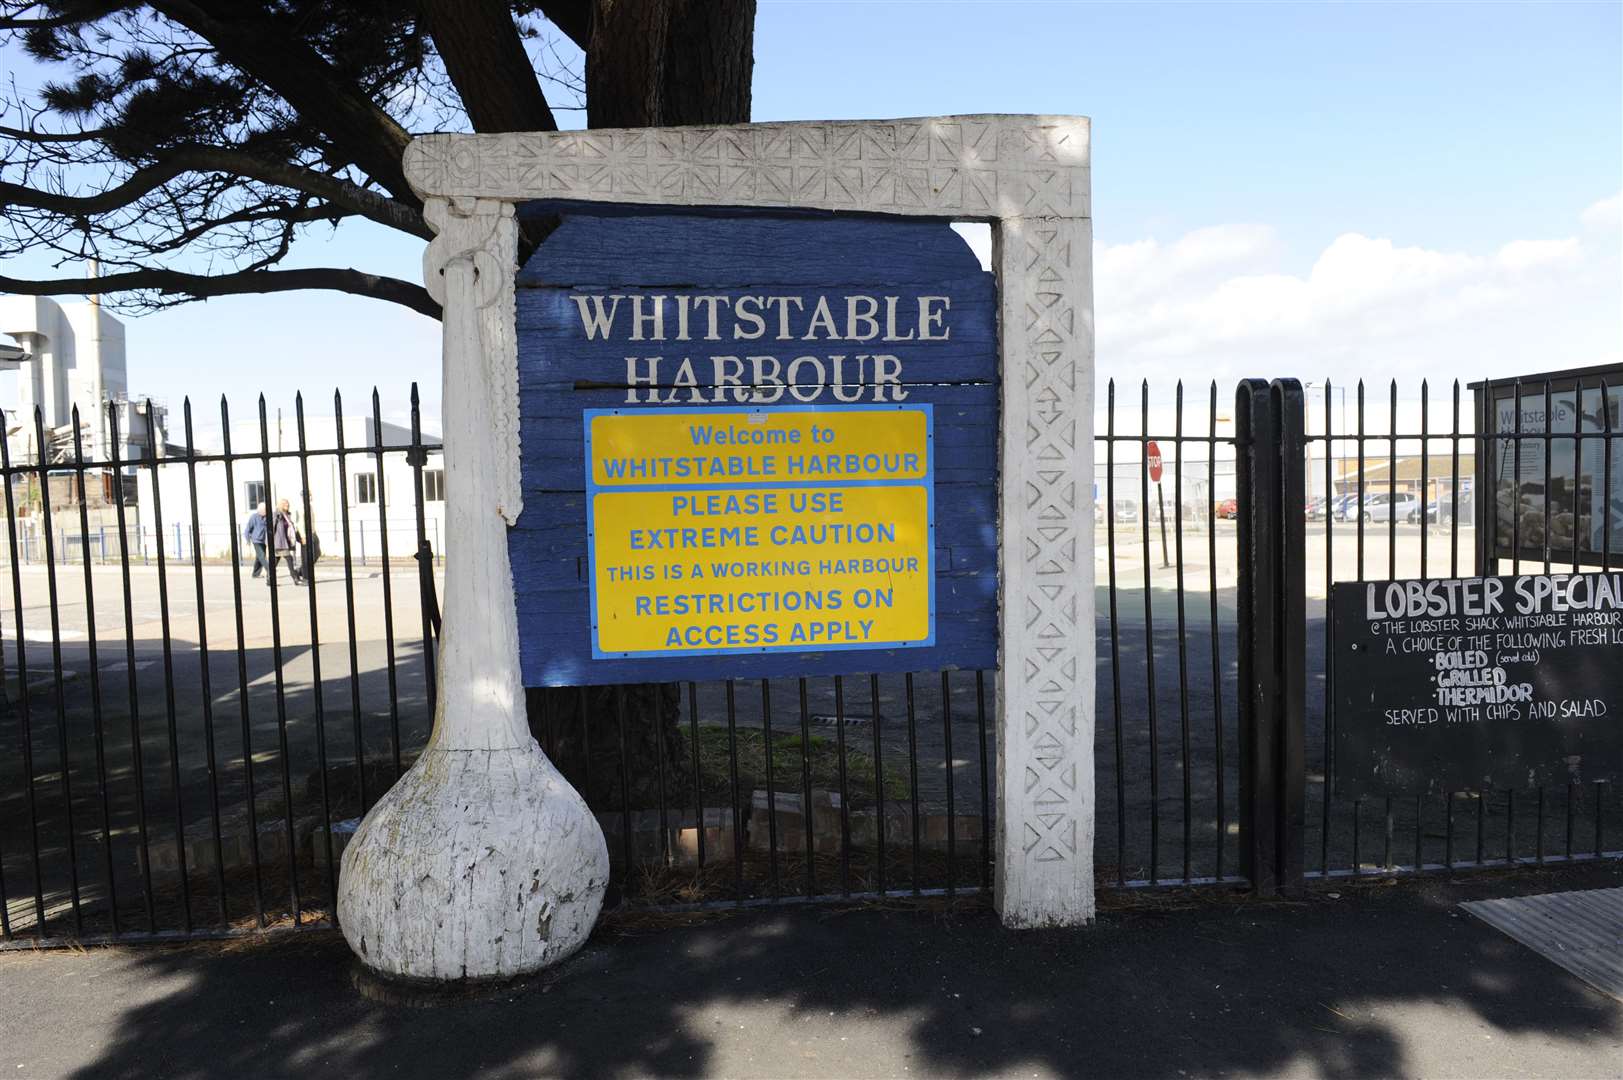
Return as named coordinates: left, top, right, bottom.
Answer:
left=585, top=406, right=934, bottom=657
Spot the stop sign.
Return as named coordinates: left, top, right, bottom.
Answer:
left=1146, top=440, right=1163, bottom=483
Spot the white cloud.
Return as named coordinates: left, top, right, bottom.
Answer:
left=1496, top=237, right=1581, bottom=271
left=1097, top=224, right=1278, bottom=304
left=1581, top=191, right=1621, bottom=230
left=1095, top=200, right=1621, bottom=391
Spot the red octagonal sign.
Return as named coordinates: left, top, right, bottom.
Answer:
left=1146, top=440, right=1163, bottom=483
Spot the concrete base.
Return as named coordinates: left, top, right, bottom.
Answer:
left=337, top=741, right=608, bottom=981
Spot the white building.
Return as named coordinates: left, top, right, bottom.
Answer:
left=143, top=414, right=446, bottom=564
left=1, top=287, right=441, bottom=567
left=0, top=293, right=164, bottom=464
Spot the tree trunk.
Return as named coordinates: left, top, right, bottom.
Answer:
left=585, top=0, right=756, bottom=128
left=528, top=684, right=687, bottom=808
left=525, top=0, right=756, bottom=818
left=585, top=0, right=670, bottom=128
left=659, top=0, right=756, bottom=126
left=420, top=0, right=558, bottom=133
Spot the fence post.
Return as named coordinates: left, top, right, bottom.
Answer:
left=1473, top=383, right=1495, bottom=576
left=1272, top=378, right=1307, bottom=890
left=416, top=539, right=441, bottom=640
left=1234, top=378, right=1307, bottom=894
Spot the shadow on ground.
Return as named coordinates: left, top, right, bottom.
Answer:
left=7, top=864, right=1619, bottom=1079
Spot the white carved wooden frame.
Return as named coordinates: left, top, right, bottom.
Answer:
left=395, top=114, right=1095, bottom=941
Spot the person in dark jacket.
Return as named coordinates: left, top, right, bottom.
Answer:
left=301, top=516, right=322, bottom=586
left=271, top=498, right=303, bottom=586
left=243, top=501, right=268, bottom=578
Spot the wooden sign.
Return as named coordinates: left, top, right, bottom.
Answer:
left=511, top=210, right=998, bottom=686
left=1332, top=571, right=1623, bottom=797
left=341, top=117, right=1097, bottom=972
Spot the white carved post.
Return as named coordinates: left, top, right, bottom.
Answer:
left=994, top=212, right=1096, bottom=926
left=337, top=196, right=608, bottom=981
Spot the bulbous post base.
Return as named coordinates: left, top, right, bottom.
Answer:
left=337, top=741, right=609, bottom=981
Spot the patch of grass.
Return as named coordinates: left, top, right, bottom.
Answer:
left=622, top=846, right=984, bottom=907
left=693, top=726, right=910, bottom=803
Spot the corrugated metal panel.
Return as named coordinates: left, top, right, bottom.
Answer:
left=1463, top=887, right=1623, bottom=1003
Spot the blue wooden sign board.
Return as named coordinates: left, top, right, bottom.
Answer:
left=511, top=207, right=999, bottom=686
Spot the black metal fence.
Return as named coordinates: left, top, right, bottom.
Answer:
left=1303, top=372, right=1622, bottom=882
left=1097, top=380, right=1244, bottom=888
left=2, top=373, right=1617, bottom=947
left=0, top=388, right=443, bottom=944
left=533, top=673, right=997, bottom=910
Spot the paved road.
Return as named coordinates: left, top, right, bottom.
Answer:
left=1, top=865, right=1619, bottom=1078
left=1, top=565, right=440, bottom=788
left=0, top=564, right=439, bottom=934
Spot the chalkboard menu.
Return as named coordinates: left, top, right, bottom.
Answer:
left=1332, top=572, right=1623, bottom=797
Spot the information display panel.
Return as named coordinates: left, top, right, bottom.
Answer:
left=1476, top=370, right=1623, bottom=567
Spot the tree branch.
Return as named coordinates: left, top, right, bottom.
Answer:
left=0, top=265, right=440, bottom=318
left=421, top=0, right=557, bottom=133
left=0, top=123, right=113, bottom=144
left=144, top=0, right=417, bottom=202
left=161, top=201, right=355, bottom=252
left=0, top=143, right=429, bottom=237
left=0, top=1, right=132, bottom=31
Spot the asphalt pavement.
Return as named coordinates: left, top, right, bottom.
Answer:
left=1, top=863, right=1619, bottom=1079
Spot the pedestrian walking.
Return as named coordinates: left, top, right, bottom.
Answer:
left=244, top=501, right=269, bottom=578
left=301, top=516, right=322, bottom=585
left=271, top=498, right=303, bottom=586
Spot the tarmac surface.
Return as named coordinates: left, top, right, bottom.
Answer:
left=1, top=863, right=1620, bottom=1079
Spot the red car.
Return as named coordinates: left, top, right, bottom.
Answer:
left=1214, top=499, right=1238, bottom=520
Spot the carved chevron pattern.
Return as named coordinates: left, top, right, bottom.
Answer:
left=404, top=116, right=1089, bottom=220
left=1015, top=219, right=1086, bottom=870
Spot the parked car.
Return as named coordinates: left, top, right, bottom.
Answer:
left=1332, top=494, right=1360, bottom=521
left=1361, top=491, right=1420, bottom=523
left=1305, top=496, right=1327, bottom=521
left=1408, top=499, right=1456, bottom=525
left=1214, top=498, right=1238, bottom=520
left=1114, top=500, right=1139, bottom=524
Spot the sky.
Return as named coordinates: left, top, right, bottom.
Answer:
left=1, top=1, right=1619, bottom=434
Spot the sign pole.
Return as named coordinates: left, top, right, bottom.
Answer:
left=338, top=199, right=608, bottom=981
left=1156, top=480, right=1170, bottom=569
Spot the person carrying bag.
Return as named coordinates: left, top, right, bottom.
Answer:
left=271, top=498, right=304, bottom=586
